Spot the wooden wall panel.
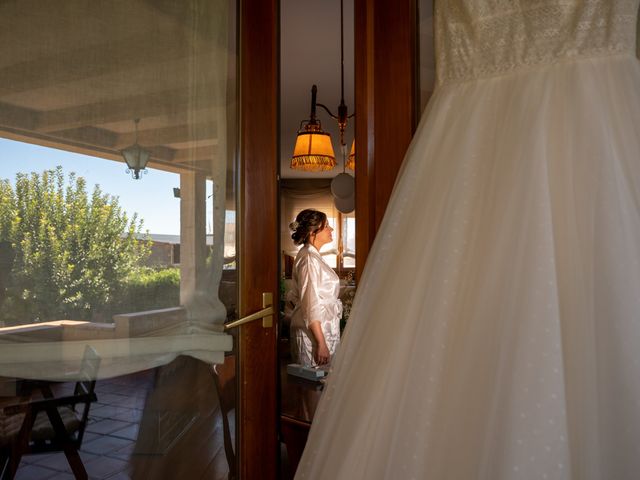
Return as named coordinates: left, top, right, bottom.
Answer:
left=355, top=0, right=418, bottom=281
left=238, top=0, right=279, bottom=478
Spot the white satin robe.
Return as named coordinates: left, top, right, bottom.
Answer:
left=288, top=244, right=342, bottom=367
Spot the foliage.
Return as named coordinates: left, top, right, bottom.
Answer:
left=0, top=167, right=150, bottom=324
left=109, top=267, right=180, bottom=316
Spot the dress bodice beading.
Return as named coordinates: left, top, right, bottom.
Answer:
left=435, top=0, right=639, bottom=85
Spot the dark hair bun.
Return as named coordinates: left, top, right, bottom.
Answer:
left=290, top=209, right=327, bottom=245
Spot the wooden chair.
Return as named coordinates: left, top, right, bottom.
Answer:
left=211, top=354, right=236, bottom=480
left=0, top=345, right=100, bottom=480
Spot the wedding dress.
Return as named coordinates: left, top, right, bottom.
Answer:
left=295, top=1, right=640, bottom=479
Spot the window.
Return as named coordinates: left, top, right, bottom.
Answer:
left=281, top=180, right=355, bottom=273
left=0, top=0, right=237, bottom=379
left=342, top=211, right=356, bottom=268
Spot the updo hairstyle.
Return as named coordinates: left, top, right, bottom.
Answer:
left=289, top=209, right=327, bottom=246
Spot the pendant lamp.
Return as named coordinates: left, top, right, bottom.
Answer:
left=291, top=0, right=354, bottom=173
left=291, top=85, right=336, bottom=171
left=121, top=118, right=150, bottom=180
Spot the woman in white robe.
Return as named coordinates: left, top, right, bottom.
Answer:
left=287, top=209, right=342, bottom=367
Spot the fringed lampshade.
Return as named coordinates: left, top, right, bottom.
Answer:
left=345, top=139, right=355, bottom=170
left=291, top=122, right=336, bottom=171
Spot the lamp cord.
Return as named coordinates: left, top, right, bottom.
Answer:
left=340, top=0, right=344, bottom=105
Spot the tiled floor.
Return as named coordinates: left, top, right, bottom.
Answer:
left=7, top=359, right=291, bottom=480
left=15, top=370, right=153, bottom=480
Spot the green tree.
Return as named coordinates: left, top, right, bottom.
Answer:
left=0, top=167, right=150, bottom=325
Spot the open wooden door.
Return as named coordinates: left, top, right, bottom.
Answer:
left=237, top=0, right=279, bottom=478
left=0, top=0, right=279, bottom=477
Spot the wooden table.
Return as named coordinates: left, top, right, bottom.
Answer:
left=280, top=360, right=324, bottom=476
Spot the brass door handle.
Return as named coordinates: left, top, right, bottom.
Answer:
left=224, top=292, right=274, bottom=330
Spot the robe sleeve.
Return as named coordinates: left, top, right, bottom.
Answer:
left=296, top=254, right=324, bottom=328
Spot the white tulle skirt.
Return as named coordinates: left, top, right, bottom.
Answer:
left=295, top=54, right=640, bottom=480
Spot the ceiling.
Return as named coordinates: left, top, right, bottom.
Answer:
left=0, top=0, right=433, bottom=181
left=0, top=0, right=230, bottom=177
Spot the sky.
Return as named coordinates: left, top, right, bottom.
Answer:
left=0, top=138, right=189, bottom=235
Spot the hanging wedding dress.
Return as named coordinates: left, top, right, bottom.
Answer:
left=295, top=1, right=640, bottom=479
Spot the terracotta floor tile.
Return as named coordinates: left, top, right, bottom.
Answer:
left=104, top=472, right=132, bottom=480
left=92, top=406, right=143, bottom=423
left=94, top=393, right=130, bottom=405
left=84, top=455, right=129, bottom=479
left=20, top=452, right=57, bottom=466
left=47, top=473, right=75, bottom=480
left=81, top=436, right=134, bottom=456
left=82, top=431, right=102, bottom=444
left=110, top=423, right=140, bottom=441
left=106, top=442, right=137, bottom=462
left=14, top=463, right=57, bottom=480
left=27, top=451, right=99, bottom=472
left=86, top=419, right=132, bottom=435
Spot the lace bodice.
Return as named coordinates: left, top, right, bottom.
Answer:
left=435, top=0, right=639, bottom=85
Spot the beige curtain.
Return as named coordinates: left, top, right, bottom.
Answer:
left=281, top=183, right=339, bottom=264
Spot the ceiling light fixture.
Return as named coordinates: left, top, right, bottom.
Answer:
left=291, top=0, right=354, bottom=173
left=121, top=118, right=150, bottom=180
left=291, top=85, right=336, bottom=171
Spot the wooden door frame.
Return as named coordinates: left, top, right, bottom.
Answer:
left=354, top=0, right=419, bottom=280
left=237, top=0, right=279, bottom=478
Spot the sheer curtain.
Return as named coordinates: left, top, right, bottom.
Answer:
left=0, top=0, right=235, bottom=381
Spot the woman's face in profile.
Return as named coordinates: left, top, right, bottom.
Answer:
left=314, top=222, right=333, bottom=247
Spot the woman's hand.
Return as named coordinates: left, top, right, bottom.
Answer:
left=309, top=321, right=330, bottom=365
left=315, top=342, right=330, bottom=365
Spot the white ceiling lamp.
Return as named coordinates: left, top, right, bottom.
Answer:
left=121, top=118, right=151, bottom=180
left=334, top=193, right=355, bottom=214
left=331, top=171, right=354, bottom=199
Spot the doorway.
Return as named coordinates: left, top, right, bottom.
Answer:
left=0, top=0, right=279, bottom=478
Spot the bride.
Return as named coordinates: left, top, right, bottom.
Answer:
left=295, top=1, right=640, bottom=479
